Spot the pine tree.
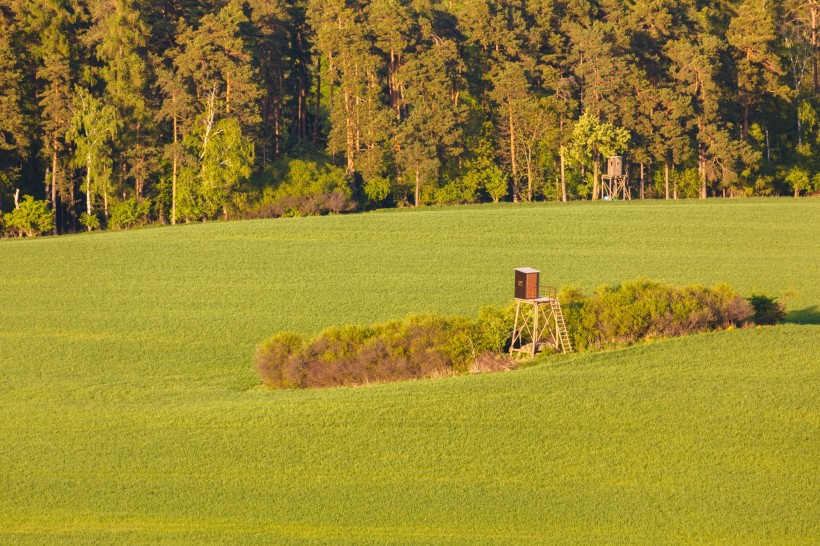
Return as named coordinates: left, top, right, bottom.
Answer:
left=0, top=7, right=28, bottom=210
left=309, top=0, right=387, bottom=176
left=489, top=62, right=530, bottom=200
left=396, top=37, right=465, bottom=206
left=22, top=0, right=77, bottom=228
left=727, top=0, right=790, bottom=138
left=87, top=0, right=156, bottom=200
left=245, top=0, right=304, bottom=161
left=667, top=35, right=726, bottom=197
left=174, top=0, right=262, bottom=132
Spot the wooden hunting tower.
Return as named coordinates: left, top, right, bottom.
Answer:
left=510, top=268, right=573, bottom=357
left=601, top=155, right=630, bottom=200
left=607, top=156, right=623, bottom=177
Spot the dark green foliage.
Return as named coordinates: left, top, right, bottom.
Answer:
left=244, top=157, right=356, bottom=218
left=3, top=0, right=820, bottom=234
left=256, top=313, right=516, bottom=389
left=747, top=293, right=787, bottom=325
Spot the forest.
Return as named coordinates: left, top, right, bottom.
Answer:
left=0, top=0, right=818, bottom=235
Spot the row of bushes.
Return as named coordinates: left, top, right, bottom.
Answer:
left=0, top=195, right=155, bottom=237
left=1, top=158, right=358, bottom=237
left=255, top=280, right=786, bottom=389
left=255, top=312, right=515, bottom=389
left=561, top=280, right=757, bottom=351
left=243, top=190, right=355, bottom=219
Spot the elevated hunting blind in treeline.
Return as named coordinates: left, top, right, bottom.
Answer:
left=510, top=268, right=572, bottom=357
left=602, top=155, right=630, bottom=200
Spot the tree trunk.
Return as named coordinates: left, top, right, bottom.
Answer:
left=415, top=168, right=420, bottom=207
left=509, top=101, right=517, bottom=202
left=52, top=143, right=59, bottom=233
left=664, top=157, right=670, bottom=200
left=297, top=76, right=304, bottom=141
left=560, top=147, right=567, bottom=203
left=172, top=105, right=178, bottom=225
left=313, top=56, right=320, bottom=144
left=673, top=167, right=678, bottom=200
left=742, top=105, right=749, bottom=140
left=639, top=162, right=645, bottom=200
left=135, top=122, right=143, bottom=199
left=328, top=53, right=334, bottom=124
left=86, top=152, right=93, bottom=230
left=226, top=77, right=231, bottom=114
left=592, top=154, right=599, bottom=200
left=274, top=97, right=280, bottom=159
left=526, top=154, right=533, bottom=202
left=813, top=5, right=818, bottom=95
left=69, top=178, right=76, bottom=233
left=344, top=87, right=355, bottom=174
left=698, top=143, right=707, bottom=199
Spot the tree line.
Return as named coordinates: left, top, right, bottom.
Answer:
left=0, top=0, right=818, bottom=235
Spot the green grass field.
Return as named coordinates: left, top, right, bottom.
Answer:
left=1, top=199, right=818, bottom=543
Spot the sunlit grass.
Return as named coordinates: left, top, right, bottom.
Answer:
left=1, top=199, right=818, bottom=542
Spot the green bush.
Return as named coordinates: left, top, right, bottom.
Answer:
left=363, top=176, right=391, bottom=204
left=79, top=212, right=101, bottom=232
left=255, top=313, right=516, bottom=389
left=3, top=196, right=54, bottom=237
left=246, top=158, right=356, bottom=218
left=435, top=178, right=480, bottom=205
left=108, top=198, right=151, bottom=230
left=747, top=293, right=786, bottom=325
left=566, top=280, right=754, bottom=351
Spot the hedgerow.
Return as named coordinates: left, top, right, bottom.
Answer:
left=255, top=280, right=782, bottom=389
left=561, top=280, right=756, bottom=351
left=255, top=312, right=516, bottom=389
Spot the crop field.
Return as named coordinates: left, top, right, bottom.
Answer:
left=1, top=199, right=819, bottom=542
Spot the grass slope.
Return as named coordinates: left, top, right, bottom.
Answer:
left=1, top=199, right=818, bottom=542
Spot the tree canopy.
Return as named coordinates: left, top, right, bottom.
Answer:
left=1, top=0, right=819, bottom=235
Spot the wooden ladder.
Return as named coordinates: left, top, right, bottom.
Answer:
left=551, top=299, right=573, bottom=354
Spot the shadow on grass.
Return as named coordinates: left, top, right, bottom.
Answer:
left=785, top=306, right=820, bottom=325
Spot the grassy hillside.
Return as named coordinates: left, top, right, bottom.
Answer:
left=1, top=199, right=818, bottom=542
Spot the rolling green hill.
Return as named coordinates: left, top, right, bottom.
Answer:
left=1, top=199, right=818, bottom=542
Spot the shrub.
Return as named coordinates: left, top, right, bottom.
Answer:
left=79, top=212, right=101, bottom=231
left=244, top=157, right=357, bottom=219
left=254, top=332, right=306, bottom=389
left=747, top=293, right=786, bottom=325
left=108, top=198, right=151, bottom=230
left=363, top=176, right=391, bottom=204
left=566, top=280, right=753, bottom=351
left=255, top=313, right=516, bottom=389
left=435, top=178, right=480, bottom=205
left=3, top=196, right=54, bottom=237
